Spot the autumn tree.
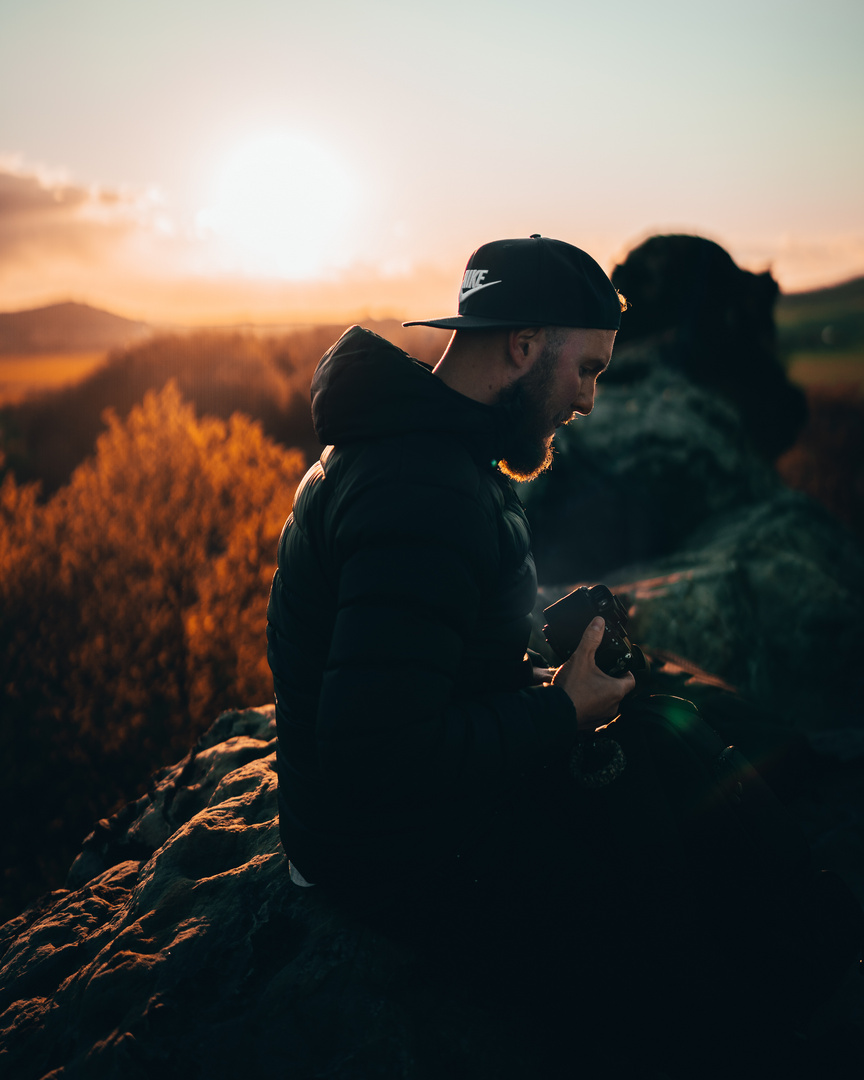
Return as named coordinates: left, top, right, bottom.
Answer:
left=0, top=383, right=305, bottom=919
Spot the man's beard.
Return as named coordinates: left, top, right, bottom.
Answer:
left=496, top=341, right=568, bottom=482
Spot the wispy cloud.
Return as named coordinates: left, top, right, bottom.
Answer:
left=0, top=161, right=455, bottom=324
left=753, top=233, right=864, bottom=293
left=0, top=161, right=172, bottom=272
left=2, top=161, right=860, bottom=325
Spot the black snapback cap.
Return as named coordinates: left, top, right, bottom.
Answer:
left=403, top=234, right=622, bottom=331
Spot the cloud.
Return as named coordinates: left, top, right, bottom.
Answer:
left=0, top=161, right=454, bottom=324
left=717, top=230, right=864, bottom=293
left=0, top=162, right=211, bottom=319
left=3, top=162, right=860, bottom=326
left=766, top=234, right=864, bottom=293
left=0, top=162, right=168, bottom=273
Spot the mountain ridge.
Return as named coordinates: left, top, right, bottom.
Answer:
left=2, top=275, right=864, bottom=355
left=0, top=301, right=151, bottom=354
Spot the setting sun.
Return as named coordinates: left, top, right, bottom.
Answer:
left=196, top=131, right=358, bottom=280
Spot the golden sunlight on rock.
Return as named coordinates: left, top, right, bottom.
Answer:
left=195, top=131, right=358, bottom=280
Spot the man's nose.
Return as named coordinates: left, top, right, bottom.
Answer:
left=574, top=385, right=595, bottom=416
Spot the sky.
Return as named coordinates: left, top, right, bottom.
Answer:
left=1, top=0, right=863, bottom=324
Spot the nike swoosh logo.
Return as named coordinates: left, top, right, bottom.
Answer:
left=460, top=279, right=502, bottom=302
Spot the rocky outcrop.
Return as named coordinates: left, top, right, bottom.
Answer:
left=0, top=707, right=527, bottom=1080
left=610, top=233, right=807, bottom=462
left=3, top=709, right=864, bottom=1078
left=520, top=236, right=864, bottom=734
left=531, top=485, right=864, bottom=733
left=522, top=349, right=783, bottom=579
left=524, top=348, right=864, bottom=733
left=522, top=233, right=812, bottom=582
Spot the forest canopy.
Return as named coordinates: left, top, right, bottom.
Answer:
left=0, top=382, right=305, bottom=921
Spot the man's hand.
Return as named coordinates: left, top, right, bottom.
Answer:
left=531, top=665, right=557, bottom=685
left=552, top=617, right=636, bottom=732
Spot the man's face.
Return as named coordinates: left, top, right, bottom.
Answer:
left=497, top=327, right=616, bottom=482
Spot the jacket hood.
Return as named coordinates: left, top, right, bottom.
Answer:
left=311, top=325, right=504, bottom=455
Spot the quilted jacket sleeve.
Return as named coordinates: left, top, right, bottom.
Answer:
left=316, top=442, right=579, bottom=815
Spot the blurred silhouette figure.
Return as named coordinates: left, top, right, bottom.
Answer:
left=611, top=234, right=807, bottom=460
left=523, top=234, right=808, bottom=583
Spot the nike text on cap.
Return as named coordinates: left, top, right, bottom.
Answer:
left=403, top=235, right=623, bottom=331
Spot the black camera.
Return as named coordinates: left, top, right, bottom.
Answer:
left=542, top=584, right=645, bottom=677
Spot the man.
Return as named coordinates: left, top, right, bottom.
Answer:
left=266, top=235, right=670, bottom=1071
left=266, top=236, right=862, bottom=1076
left=266, top=234, right=633, bottom=895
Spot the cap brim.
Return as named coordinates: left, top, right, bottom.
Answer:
left=402, top=315, right=544, bottom=329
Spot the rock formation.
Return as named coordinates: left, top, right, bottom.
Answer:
left=523, top=235, right=810, bottom=583
left=531, top=483, right=864, bottom=733
left=2, top=710, right=864, bottom=1078
left=521, top=347, right=782, bottom=579
left=0, top=707, right=531, bottom=1080
left=522, top=235, right=864, bottom=732
left=610, top=233, right=807, bottom=462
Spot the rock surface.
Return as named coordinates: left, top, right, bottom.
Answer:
left=531, top=485, right=864, bottom=733
left=521, top=236, right=863, bottom=736
left=522, top=343, right=803, bottom=581
left=522, top=349, right=864, bottom=734
left=0, top=707, right=529, bottom=1080
left=3, top=401, right=863, bottom=1076
left=608, top=234, right=807, bottom=462
left=3, top=696, right=864, bottom=1080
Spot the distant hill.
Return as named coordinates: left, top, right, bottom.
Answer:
left=0, top=316, right=445, bottom=496
left=0, top=302, right=151, bottom=354
left=776, top=275, right=864, bottom=354
left=778, top=274, right=864, bottom=315
left=3, top=277, right=862, bottom=360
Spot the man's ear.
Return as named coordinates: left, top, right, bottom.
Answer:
left=506, top=327, right=544, bottom=371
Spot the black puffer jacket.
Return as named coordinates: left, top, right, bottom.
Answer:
left=266, top=326, right=578, bottom=886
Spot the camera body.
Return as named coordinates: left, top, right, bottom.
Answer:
left=542, top=584, right=644, bottom=677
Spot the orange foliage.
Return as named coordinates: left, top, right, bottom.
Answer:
left=0, top=319, right=443, bottom=495
left=62, top=382, right=301, bottom=747
left=0, top=383, right=304, bottom=919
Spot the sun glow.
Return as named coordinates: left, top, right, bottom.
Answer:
left=196, top=132, right=358, bottom=280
